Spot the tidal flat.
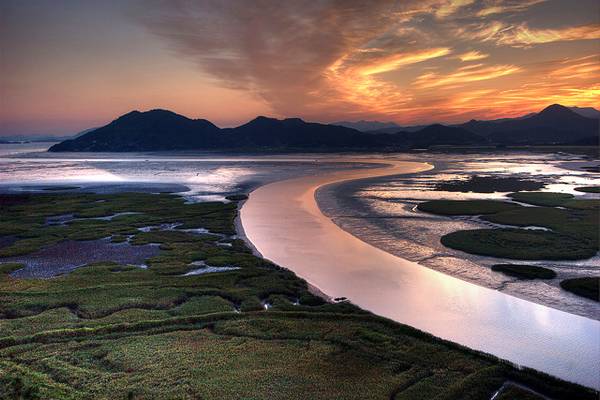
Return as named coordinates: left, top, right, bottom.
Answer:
left=0, top=192, right=595, bottom=399
left=317, top=153, right=600, bottom=318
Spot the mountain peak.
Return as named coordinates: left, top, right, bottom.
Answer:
left=114, top=109, right=189, bottom=123
left=245, top=115, right=278, bottom=124
left=538, top=104, right=573, bottom=116
left=283, top=117, right=305, bottom=123
left=422, top=123, right=447, bottom=130
left=115, top=110, right=141, bottom=120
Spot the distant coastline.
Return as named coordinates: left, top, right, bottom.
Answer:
left=47, top=104, right=599, bottom=153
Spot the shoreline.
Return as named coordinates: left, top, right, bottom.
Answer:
left=234, top=198, right=334, bottom=303
left=239, top=158, right=600, bottom=389
left=235, top=158, right=431, bottom=304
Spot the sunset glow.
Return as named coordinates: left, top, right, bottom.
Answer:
left=1, top=0, right=599, bottom=135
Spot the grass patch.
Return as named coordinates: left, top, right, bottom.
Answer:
left=42, top=186, right=80, bottom=191
left=421, top=193, right=598, bottom=261
left=509, top=192, right=600, bottom=210
left=434, top=176, right=545, bottom=193
left=575, top=186, right=600, bottom=193
left=441, top=229, right=593, bottom=260
left=417, top=200, right=519, bottom=215
left=560, top=277, right=599, bottom=302
left=509, top=192, right=574, bottom=207
left=491, top=264, right=556, bottom=280
left=225, top=194, right=249, bottom=201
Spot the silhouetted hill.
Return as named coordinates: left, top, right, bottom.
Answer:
left=72, top=127, right=99, bottom=138
left=49, top=112, right=386, bottom=152
left=48, top=104, right=598, bottom=152
left=457, top=104, right=598, bottom=144
left=566, top=136, right=599, bottom=146
left=366, top=125, right=428, bottom=134
left=331, top=120, right=400, bottom=132
left=219, top=116, right=379, bottom=148
left=399, top=124, right=488, bottom=148
left=569, top=106, right=600, bottom=119
left=50, top=110, right=220, bottom=151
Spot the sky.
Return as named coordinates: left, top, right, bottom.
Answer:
left=1, top=0, right=599, bottom=136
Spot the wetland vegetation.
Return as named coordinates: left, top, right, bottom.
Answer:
left=0, top=192, right=595, bottom=399
left=491, top=264, right=557, bottom=280
left=560, top=277, right=599, bottom=302
left=418, top=191, right=599, bottom=302
left=575, top=186, right=600, bottom=194
left=433, top=176, right=545, bottom=193
left=419, top=192, right=599, bottom=261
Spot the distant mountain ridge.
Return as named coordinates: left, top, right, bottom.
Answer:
left=455, top=104, right=598, bottom=145
left=49, top=104, right=599, bottom=152
left=331, top=120, right=401, bottom=132
left=569, top=106, right=600, bottom=119
left=397, top=124, right=487, bottom=148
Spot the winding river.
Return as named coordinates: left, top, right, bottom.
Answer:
left=240, top=159, right=600, bottom=390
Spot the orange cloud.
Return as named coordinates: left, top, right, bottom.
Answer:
left=322, top=48, right=452, bottom=117
left=476, top=0, right=546, bottom=17
left=458, top=51, right=489, bottom=61
left=548, top=55, right=600, bottom=80
left=398, top=56, right=600, bottom=123
left=355, top=48, right=452, bottom=75
left=413, top=63, right=521, bottom=89
left=435, top=0, right=476, bottom=18
left=468, top=22, right=600, bottom=47
left=332, top=52, right=600, bottom=125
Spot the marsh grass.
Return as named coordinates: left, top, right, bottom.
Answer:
left=574, top=186, right=600, bottom=194
left=420, top=193, right=599, bottom=261
left=0, top=192, right=595, bottom=399
left=434, top=176, right=545, bottom=193
left=491, top=264, right=557, bottom=280
left=560, top=277, right=599, bottom=301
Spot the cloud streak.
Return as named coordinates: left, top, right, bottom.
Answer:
left=414, top=63, right=521, bottom=88
left=475, top=0, right=546, bottom=17
left=458, top=51, right=489, bottom=61
left=464, top=22, right=600, bottom=47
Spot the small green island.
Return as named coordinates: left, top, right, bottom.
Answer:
left=418, top=192, right=599, bottom=260
left=491, top=264, right=557, bottom=280
left=574, top=186, right=600, bottom=194
left=560, top=277, right=599, bottom=302
left=417, top=191, right=599, bottom=300
left=434, top=176, right=546, bottom=193
left=0, top=192, right=595, bottom=399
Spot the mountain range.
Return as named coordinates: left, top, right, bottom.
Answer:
left=332, top=120, right=402, bottom=132
left=48, top=104, right=599, bottom=152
